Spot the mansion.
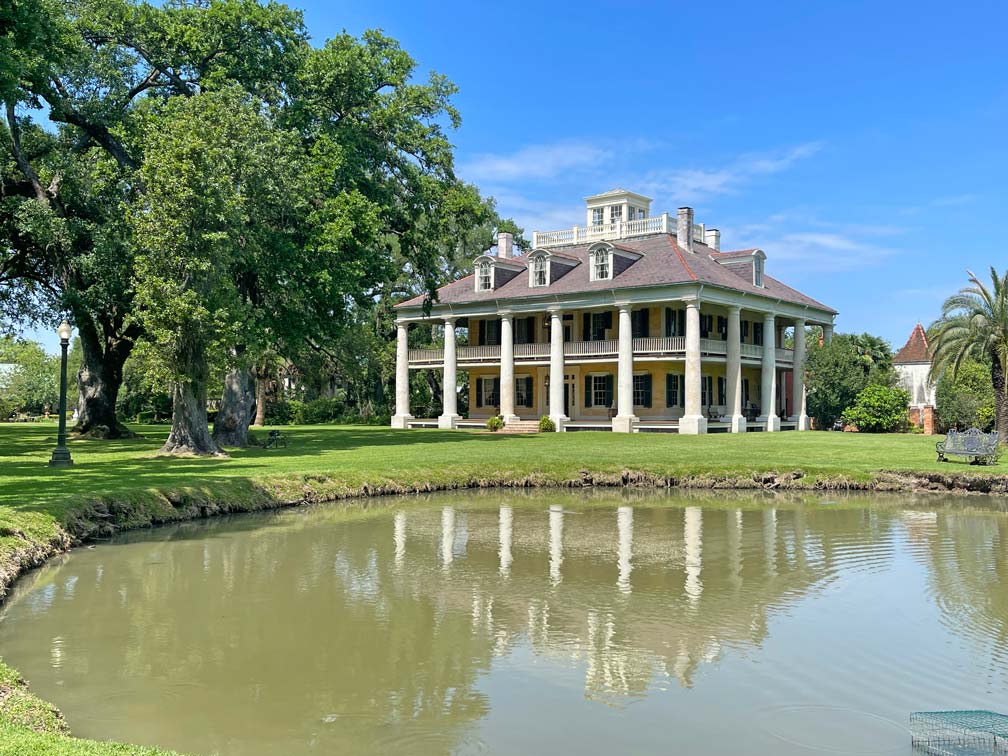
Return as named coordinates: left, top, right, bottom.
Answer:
left=393, top=189, right=837, bottom=433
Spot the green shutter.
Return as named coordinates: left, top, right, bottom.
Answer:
left=665, top=373, right=674, bottom=407
left=478, top=320, right=486, bottom=346
left=664, top=307, right=673, bottom=337
left=604, top=374, right=614, bottom=408
left=525, top=376, right=533, bottom=407
left=582, top=313, right=590, bottom=341
left=678, top=310, right=686, bottom=337
left=493, top=377, right=500, bottom=405
left=643, top=373, right=652, bottom=408
left=584, top=375, right=592, bottom=407
left=718, top=376, right=726, bottom=406
left=475, top=377, right=483, bottom=408
left=604, top=311, right=613, bottom=330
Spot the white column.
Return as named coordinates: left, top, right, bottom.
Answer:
left=391, top=321, right=413, bottom=428
left=438, top=317, right=460, bottom=429
left=793, top=318, right=809, bottom=430
left=613, top=304, right=637, bottom=433
left=727, top=306, right=745, bottom=433
left=548, top=309, right=567, bottom=430
left=499, top=313, right=518, bottom=424
left=822, top=323, right=833, bottom=344
left=680, top=297, right=707, bottom=434
left=759, top=312, right=780, bottom=431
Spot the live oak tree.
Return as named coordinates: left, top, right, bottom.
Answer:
left=0, top=0, right=306, bottom=437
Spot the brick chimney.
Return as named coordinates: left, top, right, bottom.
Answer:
left=704, top=228, right=720, bottom=251
left=677, top=207, right=694, bottom=254
left=498, top=232, right=513, bottom=258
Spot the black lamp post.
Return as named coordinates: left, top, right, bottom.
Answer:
left=48, top=320, right=73, bottom=468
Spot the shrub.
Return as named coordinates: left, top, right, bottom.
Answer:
left=842, top=384, right=910, bottom=433
left=538, top=415, right=556, bottom=433
left=265, top=400, right=295, bottom=425
left=293, top=398, right=343, bottom=425
left=935, top=360, right=996, bottom=432
left=486, top=416, right=503, bottom=432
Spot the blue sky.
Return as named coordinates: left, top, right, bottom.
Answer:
left=24, top=0, right=1008, bottom=352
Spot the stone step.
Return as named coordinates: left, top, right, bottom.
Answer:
left=500, top=420, right=540, bottom=434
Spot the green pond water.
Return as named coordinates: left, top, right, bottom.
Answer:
left=1, top=490, right=1007, bottom=755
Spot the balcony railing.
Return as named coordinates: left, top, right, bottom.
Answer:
left=531, top=215, right=705, bottom=248
left=407, top=340, right=794, bottom=367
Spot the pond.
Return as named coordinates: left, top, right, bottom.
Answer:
left=1, top=490, right=1006, bottom=755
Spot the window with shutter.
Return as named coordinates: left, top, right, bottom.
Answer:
left=475, top=377, right=484, bottom=407
left=478, top=320, right=486, bottom=346
left=633, top=374, right=652, bottom=407
left=632, top=309, right=649, bottom=338
left=584, top=375, right=593, bottom=407
left=742, top=377, right=751, bottom=405
left=717, top=316, right=727, bottom=340
left=701, top=375, right=713, bottom=407
left=665, top=374, right=682, bottom=408
left=754, top=322, right=764, bottom=346
left=717, top=376, right=726, bottom=406
left=604, top=374, right=614, bottom=408
left=742, top=320, right=750, bottom=342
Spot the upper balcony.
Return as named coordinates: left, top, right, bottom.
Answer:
left=531, top=214, right=705, bottom=249
left=408, top=338, right=794, bottom=369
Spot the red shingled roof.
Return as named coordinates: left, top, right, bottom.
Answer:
left=893, top=323, right=932, bottom=364
left=396, top=234, right=836, bottom=313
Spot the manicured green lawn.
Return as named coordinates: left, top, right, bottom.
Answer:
left=0, top=422, right=1000, bottom=755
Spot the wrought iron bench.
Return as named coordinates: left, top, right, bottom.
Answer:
left=936, top=428, right=1001, bottom=465
left=261, top=429, right=287, bottom=449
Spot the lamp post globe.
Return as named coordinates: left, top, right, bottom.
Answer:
left=48, top=320, right=74, bottom=468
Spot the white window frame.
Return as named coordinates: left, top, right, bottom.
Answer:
left=481, top=377, right=498, bottom=407
left=632, top=372, right=649, bottom=407
left=667, top=373, right=682, bottom=408
left=609, top=205, right=623, bottom=224
left=476, top=261, right=492, bottom=292
left=591, top=373, right=610, bottom=408
left=591, top=207, right=604, bottom=227
left=590, top=249, right=611, bottom=281
left=530, top=255, right=548, bottom=287
left=753, top=256, right=764, bottom=287
left=515, top=374, right=531, bottom=408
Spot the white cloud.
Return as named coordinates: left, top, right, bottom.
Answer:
left=639, top=142, right=824, bottom=200
left=459, top=141, right=612, bottom=183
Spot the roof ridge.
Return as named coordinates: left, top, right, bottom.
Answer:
left=669, top=235, right=697, bottom=281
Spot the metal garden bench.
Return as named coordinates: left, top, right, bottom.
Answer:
left=936, top=428, right=1001, bottom=465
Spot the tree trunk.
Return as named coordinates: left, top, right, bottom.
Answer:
left=253, top=367, right=268, bottom=426
left=993, top=352, right=1007, bottom=444
left=72, top=314, right=134, bottom=439
left=161, top=334, right=221, bottom=455
left=213, top=366, right=255, bottom=447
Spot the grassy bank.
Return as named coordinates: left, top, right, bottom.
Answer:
left=0, top=422, right=1005, bottom=754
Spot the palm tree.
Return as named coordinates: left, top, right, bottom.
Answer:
left=930, top=267, right=1008, bottom=442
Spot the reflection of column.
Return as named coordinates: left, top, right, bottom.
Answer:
left=617, top=505, right=634, bottom=594
left=764, top=508, right=777, bottom=577
left=728, top=510, right=742, bottom=589
left=499, top=506, right=513, bottom=577
left=441, top=506, right=455, bottom=567
left=685, top=506, right=703, bottom=605
left=394, top=511, right=406, bottom=568
left=549, top=505, right=564, bottom=586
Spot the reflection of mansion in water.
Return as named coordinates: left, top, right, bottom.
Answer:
left=384, top=500, right=892, bottom=697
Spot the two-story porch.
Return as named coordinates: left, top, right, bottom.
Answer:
left=391, top=191, right=837, bottom=434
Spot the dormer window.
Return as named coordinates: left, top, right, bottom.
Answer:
left=753, top=256, right=764, bottom=287
left=591, top=248, right=611, bottom=281
left=476, top=261, right=492, bottom=292
left=531, top=255, right=548, bottom=287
